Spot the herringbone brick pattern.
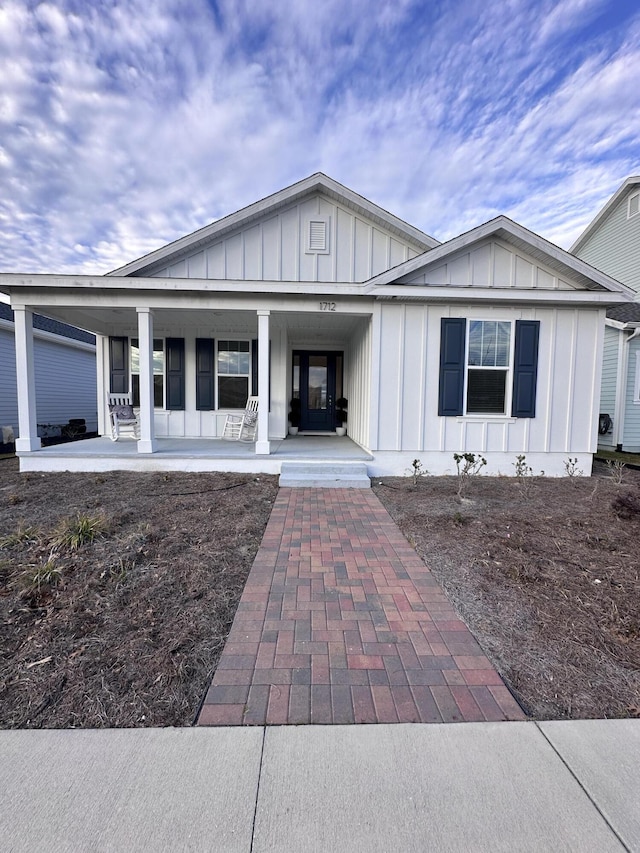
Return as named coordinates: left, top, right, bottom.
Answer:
left=198, top=489, right=525, bottom=725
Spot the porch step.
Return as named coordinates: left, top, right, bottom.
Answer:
left=279, top=461, right=371, bottom=489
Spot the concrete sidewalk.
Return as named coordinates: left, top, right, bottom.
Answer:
left=2, top=719, right=638, bottom=852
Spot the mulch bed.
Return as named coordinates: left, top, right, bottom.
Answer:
left=0, top=459, right=279, bottom=727
left=373, top=463, right=640, bottom=720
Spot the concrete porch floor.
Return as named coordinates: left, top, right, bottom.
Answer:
left=16, top=434, right=373, bottom=473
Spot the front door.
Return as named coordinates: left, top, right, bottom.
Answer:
left=293, top=351, right=342, bottom=431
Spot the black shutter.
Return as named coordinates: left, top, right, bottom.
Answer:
left=109, top=336, right=128, bottom=393
left=251, top=339, right=258, bottom=396
left=165, top=338, right=185, bottom=410
left=511, top=320, right=540, bottom=418
left=196, top=338, right=215, bottom=411
left=438, top=319, right=466, bottom=416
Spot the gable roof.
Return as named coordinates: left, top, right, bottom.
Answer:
left=570, top=176, right=640, bottom=254
left=607, top=302, right=640, bottom=325
left=110, top=173, right=439, bottom=277
left=366, top=216, right=632, bottom=294
left=0, top=302, right=95, bottom=344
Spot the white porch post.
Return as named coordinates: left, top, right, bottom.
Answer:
left=136, top=308, right=157, bottom=454
left=256, top=309, right=270, bottom=455
left=14, top=307, right=41, bottom=452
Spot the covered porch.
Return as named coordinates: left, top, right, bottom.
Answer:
left=15, top=433, right=373, bottom=474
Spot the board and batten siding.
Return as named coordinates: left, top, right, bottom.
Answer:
left=598, top=325, right=620, bottom=447
left=0, top=326, right=97, bottom=436
left=402, top=239, right=580, bottom=290
left=372, top=302, right=604, bottom=475
left=345, top=317, right=372, bottom=449
left=149, top=193, right=421, bottom=284
left=575, top=187, right=640, bottom=295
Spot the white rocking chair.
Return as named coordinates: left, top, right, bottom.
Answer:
left=221, top=396, right=259, bottom=442
left=107, top=393, right=140, bottom=441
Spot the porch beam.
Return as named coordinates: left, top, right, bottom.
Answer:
left=13, top=308, right=41, bottom=452
left=256, top=310, right=270, bottom=455
left=136, top=308, right=157, bottom=454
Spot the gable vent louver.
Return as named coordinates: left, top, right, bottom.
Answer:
left=309, top=220, right=327, bottom=251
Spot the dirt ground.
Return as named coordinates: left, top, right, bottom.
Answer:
left=1, top=456, right=639, bottom=727
left=0, top=458, right=279, bottom=727
left=374, top=462, right=640, bottom=721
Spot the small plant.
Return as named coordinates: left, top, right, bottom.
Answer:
left=22, top=555, right=62, bottom=595
left=0, top=524, right=39, bottom=549
left=564, top=457, right=584, bottom=481
left=52, top=513, right=106, bottom=551
left=453, top=452, right=487, bottom=499
left=513, top=454, right=538, bottom=497
left=606, top=459, right=626, bottom=485
left=406, top=458, right=429, bottom=486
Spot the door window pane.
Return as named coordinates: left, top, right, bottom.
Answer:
left=308, top=356, right=328, bottom=410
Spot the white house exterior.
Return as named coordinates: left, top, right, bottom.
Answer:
left=0, top=303, right=97, bottom=446
left=1, top=174, right=632, bottom=476
left=571, top=177, right=640, bottom=453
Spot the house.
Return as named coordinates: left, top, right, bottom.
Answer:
left=0, top=173, right=632, bottom=476
left=571, top=176, right=640, bottom=453
left=0, top=302, right=97, bottom=450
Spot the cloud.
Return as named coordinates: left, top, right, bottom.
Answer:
left=0, top=0, right=638, bottom=276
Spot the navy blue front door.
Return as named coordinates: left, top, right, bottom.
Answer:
left=296, top=351, right=338, bottom=431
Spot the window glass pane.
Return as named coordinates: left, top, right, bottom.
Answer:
left=467, top=370, right=507, bottom=414
left=496, top=322, right=511, bottom=367
left=130, top=338, right=164, bottom=407
left=292, top=354, right=300, bottom=400
left=219, top=376, right=248, bottom=408
left=468, top=321, right=483, bottom=366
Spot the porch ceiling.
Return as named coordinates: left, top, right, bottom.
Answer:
left=27, top=305, right=369, bottom=340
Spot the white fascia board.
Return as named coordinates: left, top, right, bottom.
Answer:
left=108, top=174, right=438, bottom=277
left=372, top=285, right=631, bottom=305
left=366, top=216, right=633, bottom=295
left=0, top=273, right=369, bottom=298
left=605, top=317, right=640, bottom=330
left=570, top=176, right=640, bottom=253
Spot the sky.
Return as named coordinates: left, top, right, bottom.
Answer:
left=1, top=0, right=639, bottom=277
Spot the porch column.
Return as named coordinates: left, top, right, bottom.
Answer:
left=256, top=309, right=270, bottom=455
left=14, top=307, right=41, bottom=452
left=136, top=308, right=157, bottom=454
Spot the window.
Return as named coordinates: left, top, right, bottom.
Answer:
left=305, top=216, right=330, bottom=253
left=466, top=321, right=511, bottom=414
left=131, top=338, right=164, bottom=407
left=438, top=318, right=539, bottom=418
left=635, top=352, right=640, bottom=403
left=218, top=340, right=250, bottom=408
left=628, top=192, right=640, bottom=219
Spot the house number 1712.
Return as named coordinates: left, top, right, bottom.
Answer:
left=319, top=301, right=336, bottom=311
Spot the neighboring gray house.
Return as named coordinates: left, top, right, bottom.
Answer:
left=0, top=302, right=97, bottom=445
left=572, top=177, right=640, bottom=453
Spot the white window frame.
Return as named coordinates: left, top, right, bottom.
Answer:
left=216, top=339, right=251, bottom=409
left=634, top=351, right=640, bottom=403
left=464, top=319, right=514, bottom=416
left=305, top=216, right=330, bottom=254
left=628, top=191, right=640, bottom=219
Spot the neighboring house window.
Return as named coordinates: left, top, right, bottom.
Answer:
left=467, top=321, right=511, bottom=414
left=438, top=318, right=539, bottom=418
left=305, top=216, right=330, bottom=253
left=635, top=352, right=640, bottom=403
left=218, top=340, right=251, bottom=408
left=628, top=192, right=640, bottom=219
left=131, top=338, right=164, bottom=407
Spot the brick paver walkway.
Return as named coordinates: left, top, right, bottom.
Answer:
left=198, top=489, right=526, bottom=725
